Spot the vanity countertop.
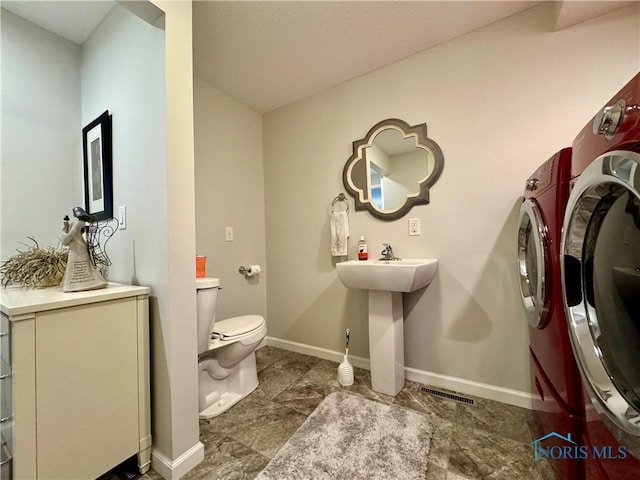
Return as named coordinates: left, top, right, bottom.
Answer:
left=1, top=282, right=150, bottom=318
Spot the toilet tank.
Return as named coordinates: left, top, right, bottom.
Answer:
left=196, top=278, right=220, bottom=354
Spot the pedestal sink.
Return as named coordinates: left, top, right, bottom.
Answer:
left=336, top=259, right=438, bottom=396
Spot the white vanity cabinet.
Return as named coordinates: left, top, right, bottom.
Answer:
left=0, top=283, right=151, bottom=480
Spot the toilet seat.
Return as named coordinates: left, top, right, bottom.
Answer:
left=212, top=314, right=265, bottom=340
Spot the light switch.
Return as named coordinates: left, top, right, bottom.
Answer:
left=225, top=226, right=233, bottom=242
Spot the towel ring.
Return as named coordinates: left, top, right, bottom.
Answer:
left=331, top=193, right=349, bottom=214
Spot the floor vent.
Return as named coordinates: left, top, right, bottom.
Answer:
left=420, top=386, right=475, bottom=406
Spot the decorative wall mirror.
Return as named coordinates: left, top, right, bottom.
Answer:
left=342, top=118, right=444, bottom=220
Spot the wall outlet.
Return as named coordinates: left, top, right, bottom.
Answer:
left=225, top=226, right=234, bottom=242
left=409, top=218, right=421, bottom=236
left=118, top=205, right=127, bottom=230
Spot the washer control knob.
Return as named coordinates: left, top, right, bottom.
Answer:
left=525, top=178, right=538, bottom=191
left=593, top=100, right=626, bottom=139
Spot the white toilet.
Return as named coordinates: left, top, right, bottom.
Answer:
left=196, top=277, right=267, bottom=418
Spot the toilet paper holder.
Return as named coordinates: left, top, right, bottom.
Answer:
left=238, top=265, right=261, bottom=277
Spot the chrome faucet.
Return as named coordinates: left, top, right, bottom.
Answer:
left=380, top=243, right=399, bottom=261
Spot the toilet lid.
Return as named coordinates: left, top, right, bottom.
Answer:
left=213, top=315, right=264, bottom=339
left=196, top=277, right=220, bottom=290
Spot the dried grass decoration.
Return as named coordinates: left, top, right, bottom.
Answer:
left=1, top=237, right=68, bottom=288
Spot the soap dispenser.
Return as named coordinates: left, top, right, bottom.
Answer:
left=358, top=236, right=368, bottom=261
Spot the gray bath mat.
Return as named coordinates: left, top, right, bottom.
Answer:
left=256, top=390, right=432, bottom=480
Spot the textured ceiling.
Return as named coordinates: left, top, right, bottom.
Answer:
left=552, top=0, right=636, bottom=29
left=3, top=1, right=636, bottom=114
left=1, top=0, right=115, bottom=44
left=193, top=1, right=543, bottom=113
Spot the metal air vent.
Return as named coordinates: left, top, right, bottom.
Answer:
left=420, top=386, right=475, bottom=406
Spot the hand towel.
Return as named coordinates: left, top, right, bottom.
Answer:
left=331, top=211, right=350, bottom=256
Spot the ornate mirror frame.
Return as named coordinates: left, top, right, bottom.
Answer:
left=342, top=118, right=444, bottom=221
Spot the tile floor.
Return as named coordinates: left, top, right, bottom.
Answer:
left=107, top=346, right=549, bottom=480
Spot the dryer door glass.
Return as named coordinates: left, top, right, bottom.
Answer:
left=562, top=150, right=640, bottom=434
left=518, top=199, right=549, bottom=327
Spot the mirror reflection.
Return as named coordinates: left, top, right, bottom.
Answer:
left=365, top=128, right=432, bottom=211
left=343, top=118, right=444, bottom=220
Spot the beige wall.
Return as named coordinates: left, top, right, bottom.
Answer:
left=149, top=1, right=201, bottom=477
left=81, top=4, right=167, bottom=292
left=1, top=9, right=82, bottom=259
left=194, top=77, right=267, bottom=321
left=262, top=3, right=640, bottom=394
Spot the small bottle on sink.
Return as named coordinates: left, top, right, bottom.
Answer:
left=358, top=236, right=368, bottom=261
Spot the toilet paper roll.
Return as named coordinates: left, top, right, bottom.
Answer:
left=246, top=265, right=261, bottom=277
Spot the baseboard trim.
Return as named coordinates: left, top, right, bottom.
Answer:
left=404, top=366, right=534, bottom=410
left=151, top=441, right=205, bottom=480
left=266, top=336, right=370, bottom=370
left=266, top=336, right=534, bottom=410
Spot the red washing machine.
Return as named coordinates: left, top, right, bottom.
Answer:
left=518, top=148, right=585, bottom=479
left=562, top=71, right=640, bottom=479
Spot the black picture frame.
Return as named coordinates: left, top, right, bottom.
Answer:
left=82, top=110, right=113, bottom=220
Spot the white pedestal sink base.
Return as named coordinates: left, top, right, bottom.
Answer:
left=368, top=290, right=404, bottom=396
left=335, top=258, right=438, bottom=397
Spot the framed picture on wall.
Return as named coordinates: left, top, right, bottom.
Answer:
left=82, top=110, right=113, bottom=220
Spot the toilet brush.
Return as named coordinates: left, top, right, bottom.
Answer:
left=338, top=328, right=354, bottom=386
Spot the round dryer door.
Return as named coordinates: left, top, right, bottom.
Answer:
left=518, top=198, right=550, bottom=327
left=562, top=150, right=640, bottom=435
